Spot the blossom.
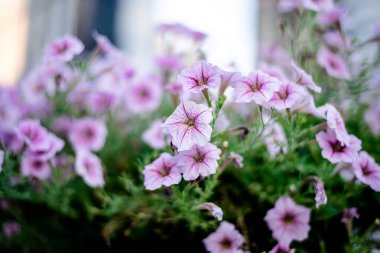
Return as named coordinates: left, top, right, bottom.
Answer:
left=178, top=143, right=221, bottom=181
left=217, top=70, right=242, bottom=96
left=269, top=244, right=295, bottom=253
left=352, top=151, right=380, bottom=192
left=302, top=0, right=333, bottom=12
left=2, top=221, right=20, bottom=238
left=21, top=155, right=51, bottom=180
left=325, top=104, right=350, bottom=146
left=75, top=150, right=105, bottom=188
left=43, top=35, right=84, bottom=63
left=323, top=30, right=345, bottom=50
left=143, top=152, right=182, bottom=190
left=228, top=152, right=244, bottom=169
left=162, top=101, right=213, bottom=151
left=203, top=221, right=245, bottom=253
left=317, top=47, right=350, bottom=80
left=87, top=90, right=117, bottom=113
left=234, top=70, right=280, bottom=105
left=92, top=31, right=119, bottom=56
left=52, top=116, right=73, bottom=136
left=178, top=60, right=222, bottom=93
left=263, top=122, right=288, bottom=157
left=308, top=176, right=328, bottom=208
left=316, top=129, right=361, bottom=164
left=154, top=55, right=183, bottom=71
left=15, top=120, right=49, bottom=151
left=69, top=118, right=107, bottom=152
left=126, top=75, right=162, bottom=114
left=264, top=196, right=311, bottom=246
left=0, top=150, right=4, bottom=172
left=25, top=133, right=64, bottom=161
left=291, top=62, right=321, bottom=93
left=278, top=0, right=301, bottom=13
left=365, top=100, right=380, bottom=135
left=268, top=82, right=304, bottom=110
left=316, top=6, right=347, bottom=25
left=341, top=207, right=359, bottom=223
left=198, top=202, right=224, bottom=221
left=142, top=119, right=167, bottom=149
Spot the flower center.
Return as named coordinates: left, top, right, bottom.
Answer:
left=279, top=89, right=289, bottom=100
left=282, top=213, right=295, bottom=224
left=220, top=238, right=232, bottom=249
left=57, top=42, right=69, bottom=54
left=32, top=160, right=43, bottom=170
left=362, top=164, right=371, bottom=176
left=193, top=152, right=204, bottom=163
left=184, top=118, right=195, bottom=127
left=84, top=128, right=94, bottom=139
left=332, top=141, right=345, bottom=152
left=250, top=82, right=261, bottom=92
left=328, top=58, right=338, bottom=69
left=159, top=166, right=171, bottom=177
left=196, top=76, right=208, bottom=86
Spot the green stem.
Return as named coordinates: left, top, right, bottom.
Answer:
left=202, top=89, right=212, bottom=108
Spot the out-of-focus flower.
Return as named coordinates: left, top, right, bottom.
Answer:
left=69, top=118, right=107, bottom=152
left=142, top=119, right=168, bottom=149
left=308, top=176, right=328, bottom=208
left=268, top=82, right=304, bottom=110
left=325, top=104, right=350, bottom=146
left=316, top=129, right=361, bottom=164
left=291, top=62, right=321, bottom=93
left=316, top=6, right=347, bottom=25
left=92, top=31, right=120, bottom=57
left=52, top=116, right=73, bottom=136
left=228, top=152, right=244, bottom=169
left=269, top=244, right=295, bottom=253
left=154, top=55, right=183, bottom=71
left=214, top=111, right=230, bottom=131
left=278, top=0, right=301, bottom=13
left=353, top=151, right=380, bottom=192
left=259, top=63, right=289, bottom=83
left=143, top=152, right=182, bottom=190
left=341, top=207, right=359, bottom=223
left=162, top=101, right=213, bottom=151
left=2, top=221, right=20, bottom=238
left=302, top=0, right=334, bottom=12
left=157, top=23, right=207, bottom=43
left=126, top=75, right=162, bottom=114
left=335, top=163, right=356, bottom=181
left=317, top=47, right=350, bottom=80
left=203, top=221, right=245, bottom=253
left=87, top=90, right=117, bottom=113
left=16, top=120, right=49, bottom=151
left=0, top=150, right=4, bottom=172
left=0, top=130, right=24, bottom=153
left=217, top=70, right=242, bottom=96
left=263, top=122, right=288, bottom=157
left=365, top=100, right=380, bottom=136
left=178, top=60, right=222, bottom=93
left=21, top=155, right=51, bottom=180
left=291, top=90, right=325, bottom=118
left=369, top=21, right=380, bottom=42
left=178, top=143, right=221, bottom=181
left=260, top=43, right=292, bottom=67
left=234, top=70, right=280, bottom=105
left=264, top=196, right=311, bottom=246
left=25, top=133, right=64, bottom=161
left=75, top=150, right=105, bottom=188
left=43, top=35, right=84, bottom=63
left=323, top=30, right=345, bottom=50
left=198, top=202, right=223, bottom=221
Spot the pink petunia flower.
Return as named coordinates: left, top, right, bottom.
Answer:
left=365, top=100, right=380, bottom=136
left=92, top=31, right=120, bottom=57
left=0, top=150, right=4, bottom=172
left=278, top=0, right=302, bottom=13
left=217, top=70, right=242, bottom=96
left=317, top=47, right=351, bottom=80
left=162, top=101, right=213, bottom=151
left=291, top=62, right=321, bottom=93
left=198, top=202, right=224, bottom=221
left=323, top=30, right=345, bottom=50
left=142, top=119, right=168, bottom=150
left=325, top=104, right=350, bottom=146
left=269, top=244, right=295, bottom=253
left=308, top=176, right=328, bottom=208
left=316, top=6, right=347, bottom=25
left=352, top=151, right=380, bottom=192
left=21, top=155, right=51, bottom=180
left=52, top=116, right=73, bottom=136
left=43, top=35, right=84, bottom=63
left=75, top=150, right=105, bottom=188
left=228, top=152, right=244, bottom=169
left=341, top=208, right=359, bottom=223
left=87, top=90, right=117, bottom=113
left=259, top=63, right=289, bottom=83
left=2, top=221, right=20, bottom=238
left=268, top=82, right=304, bottom=110
left=15, top=120, right=49, bottom=151
left=143, top=152, right=182, bottom=190
left=154, top=55, right=183, bottom=71
left=263, top=122, right=288, bottom=158
left=234, top=70, right=281, bottom=105
left=69, top=118, right=107, bottom=152
left=25, top=133, right=64, bottom=161
left=302, top=0, right=334, bottom=12
left=178, top=60, right=222, bottom=93
left=178, top=143, right=221, bottom=181
left=203, top=221, right=245, bottom=253
left=264, top=196, right=311, bottom=247
left=316, top=129, right=361, bottom=164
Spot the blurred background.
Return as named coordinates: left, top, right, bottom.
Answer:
left=0, top=0, right=379, bottom=85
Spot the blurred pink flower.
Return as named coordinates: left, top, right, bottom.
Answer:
left=16, top=120, right=49, bottom=151
left=217, top=70, right=242, bottom=96
left=178, top=143, right=221, bottom=181
left=154, top=55, right=183, bottom=71
left=353, top=151, right=380, bottom=192
left=325, top=104, right=350, bottom=145
left=21, top=155, right=51, bottom=180
left=269, top=244, right=295, bottom=253
left=178, top=60, right=222, bottom=93
left=198, top=202, right=224, bottom=221
left=203, top=221, right=245, bottom=253
left=43, top=35, right=84, bottom=63
left=341, top=207, right=359, bottom=223
left=316, top=129, right=361, bottom=164
left=291, top=62, right=321, bottom=93
left=323, top=30, right=345, bottom=50
left=69, top=118, right=107, bottom=152
left=317, top=47, right=350, bottom=80
left=302, top=0, right=333, bottom=12
left=263, top=122, right=288, bottom=158
left=87, top=90, right=117, bottom=113
left=157, top=23, right=207, bottom=42
left=162, top=101, right=213, bottom=151
left=93, top=31, right=120, bottom=57
left=308, top=176, right=328, bottom=208
left=234, top=70, right=280, bottom=105
left=52, top=116, right=73, bottom=136
left=2, top=221, right=20, bottom=238
left=229, top=152, right=244, bottom=169
left=142, top=119, right=167, bottom=149
left=259, top=63, right=289, bottom=83
left=25, top=133, right=64, bottom=161
left=75, top=150, right=105, bottom=188
left=291, top=91, right=325, bottom=118
left=264, top=196, right=311, bottom=246
left=143, top=152, right=182, bottom=190
left=268, top=82, right=304, bottom=110
left=0, top=150, right=4, bottom=172
left=316, top=6, right=347, bottom=25
left=278, top=0, right=301, bottom=13
left=215, top=111, right=230, bottom=131
left=365, top=100, right=380, bottom=135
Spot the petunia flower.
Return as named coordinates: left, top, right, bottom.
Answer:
left=302, top=0, right=334, bottom=12
left=263, top=122, right=288, bottom=157
left=291, top=62, right=321, bottom=93
left=43, top=35, right=84, bottom=63
left=317, top=47, right=351, bottom=80
left=268, top=82, right=304, bottom=110
left=15, top=120, right=49, bottom=151
left=20, top=155, right=51, bottom=180
left=198, top=202, right=224, bottom=221
left=87, top=90, right=117, bottom=113
left=341, top=207, right=359, bottom=223
left=162, top=101, right=213, bottom=151
left=269, top=244, right=295, bottom=253
left=75, top=150, right=105, bottom=188
left=234, top=70, right=281, bottom=105
left=154, top=55, right=183, bottom=71
left=217, top=70, right=242, bottom=96
left=316, top=129, right=361, bottom=164
left=0, top=150, right=4, bottom=172
left=25, top=133, right=64, bottom=161
left=178, top=60, right=222, bottom=93
left=316, top=6, right=347, bottom=25
left=308, top=176, right=328, bottom=208
left=352, top=151, right=380, bottom=192
left=92, top=31, right=120, bottom=57
left=2, top=221, right=20, bottom=238
left=69, top=118, right=107, bottom=152
left=143, top=152, right=182, bottom=190
left=178, top=143, right=221, bottom=181
left=142, top=119, right=168, bottom=150
left=52, top=116, right=73, bottom=136
left=323, top=30, right=345, bottom=50
left=278, top=0, right=302, bottom=13
left=228, top=152, right=244, bottom=169
left=325, top=104, right=350, bottom=146
left=264, top=196, right=311, bottom=247
left=203, top=221, right=245, bottom=253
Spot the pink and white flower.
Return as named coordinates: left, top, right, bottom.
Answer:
left=316, top=129, right=361, bottom=164
left=16, top=120, right=49, bottom=151
left=178, top=143, right=221, bottom=181
left=21, top=155, right=51, bottom=180
left=43, top=35, right=84, bottom=63
left=0, top=150, right=4, bottom=172
left=269, top=244, right=295, bottom=253
left=302, top=0, right=334, bottom=12
left=263, top=122, right=288, bottom=157
left=178, top=60, right=222, bottom=93
left=268, top=82, right=304, bottom=110
left=264, top=196, right=311, bottom=246
left=352, top=151, right=380, bottom=192
left=143, top=152, right=182, bottom=190
left=69, top=118, right=107, bottom=152
left=323, top=30, right=345, bottom=50
left=203, top=221, right=245, bottom=253
left=198, top=202, right=224, bottom=221
left=316, top=6, right=347, bottom=25
left=317, top=47, right=351, bottom=80
left=278, top=0, right=301, bottom=13
left=75, top=150, right=105, bottom=188
left=325, top=104, right=350, bottom=146
left=217, top=70, right=242, bottom=96
left=228, top=152, right=244, bottom=169
left=162, top=101, right=213, bottom=151
left=291, top=62, right=321, bottom=93
left=341, top=207, right=359, bottom=223
left=25, top=133, right=64, bottom=161
left=308, top=176, right=328, bottom=208
left=142, top=119, right=168, bottom=150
